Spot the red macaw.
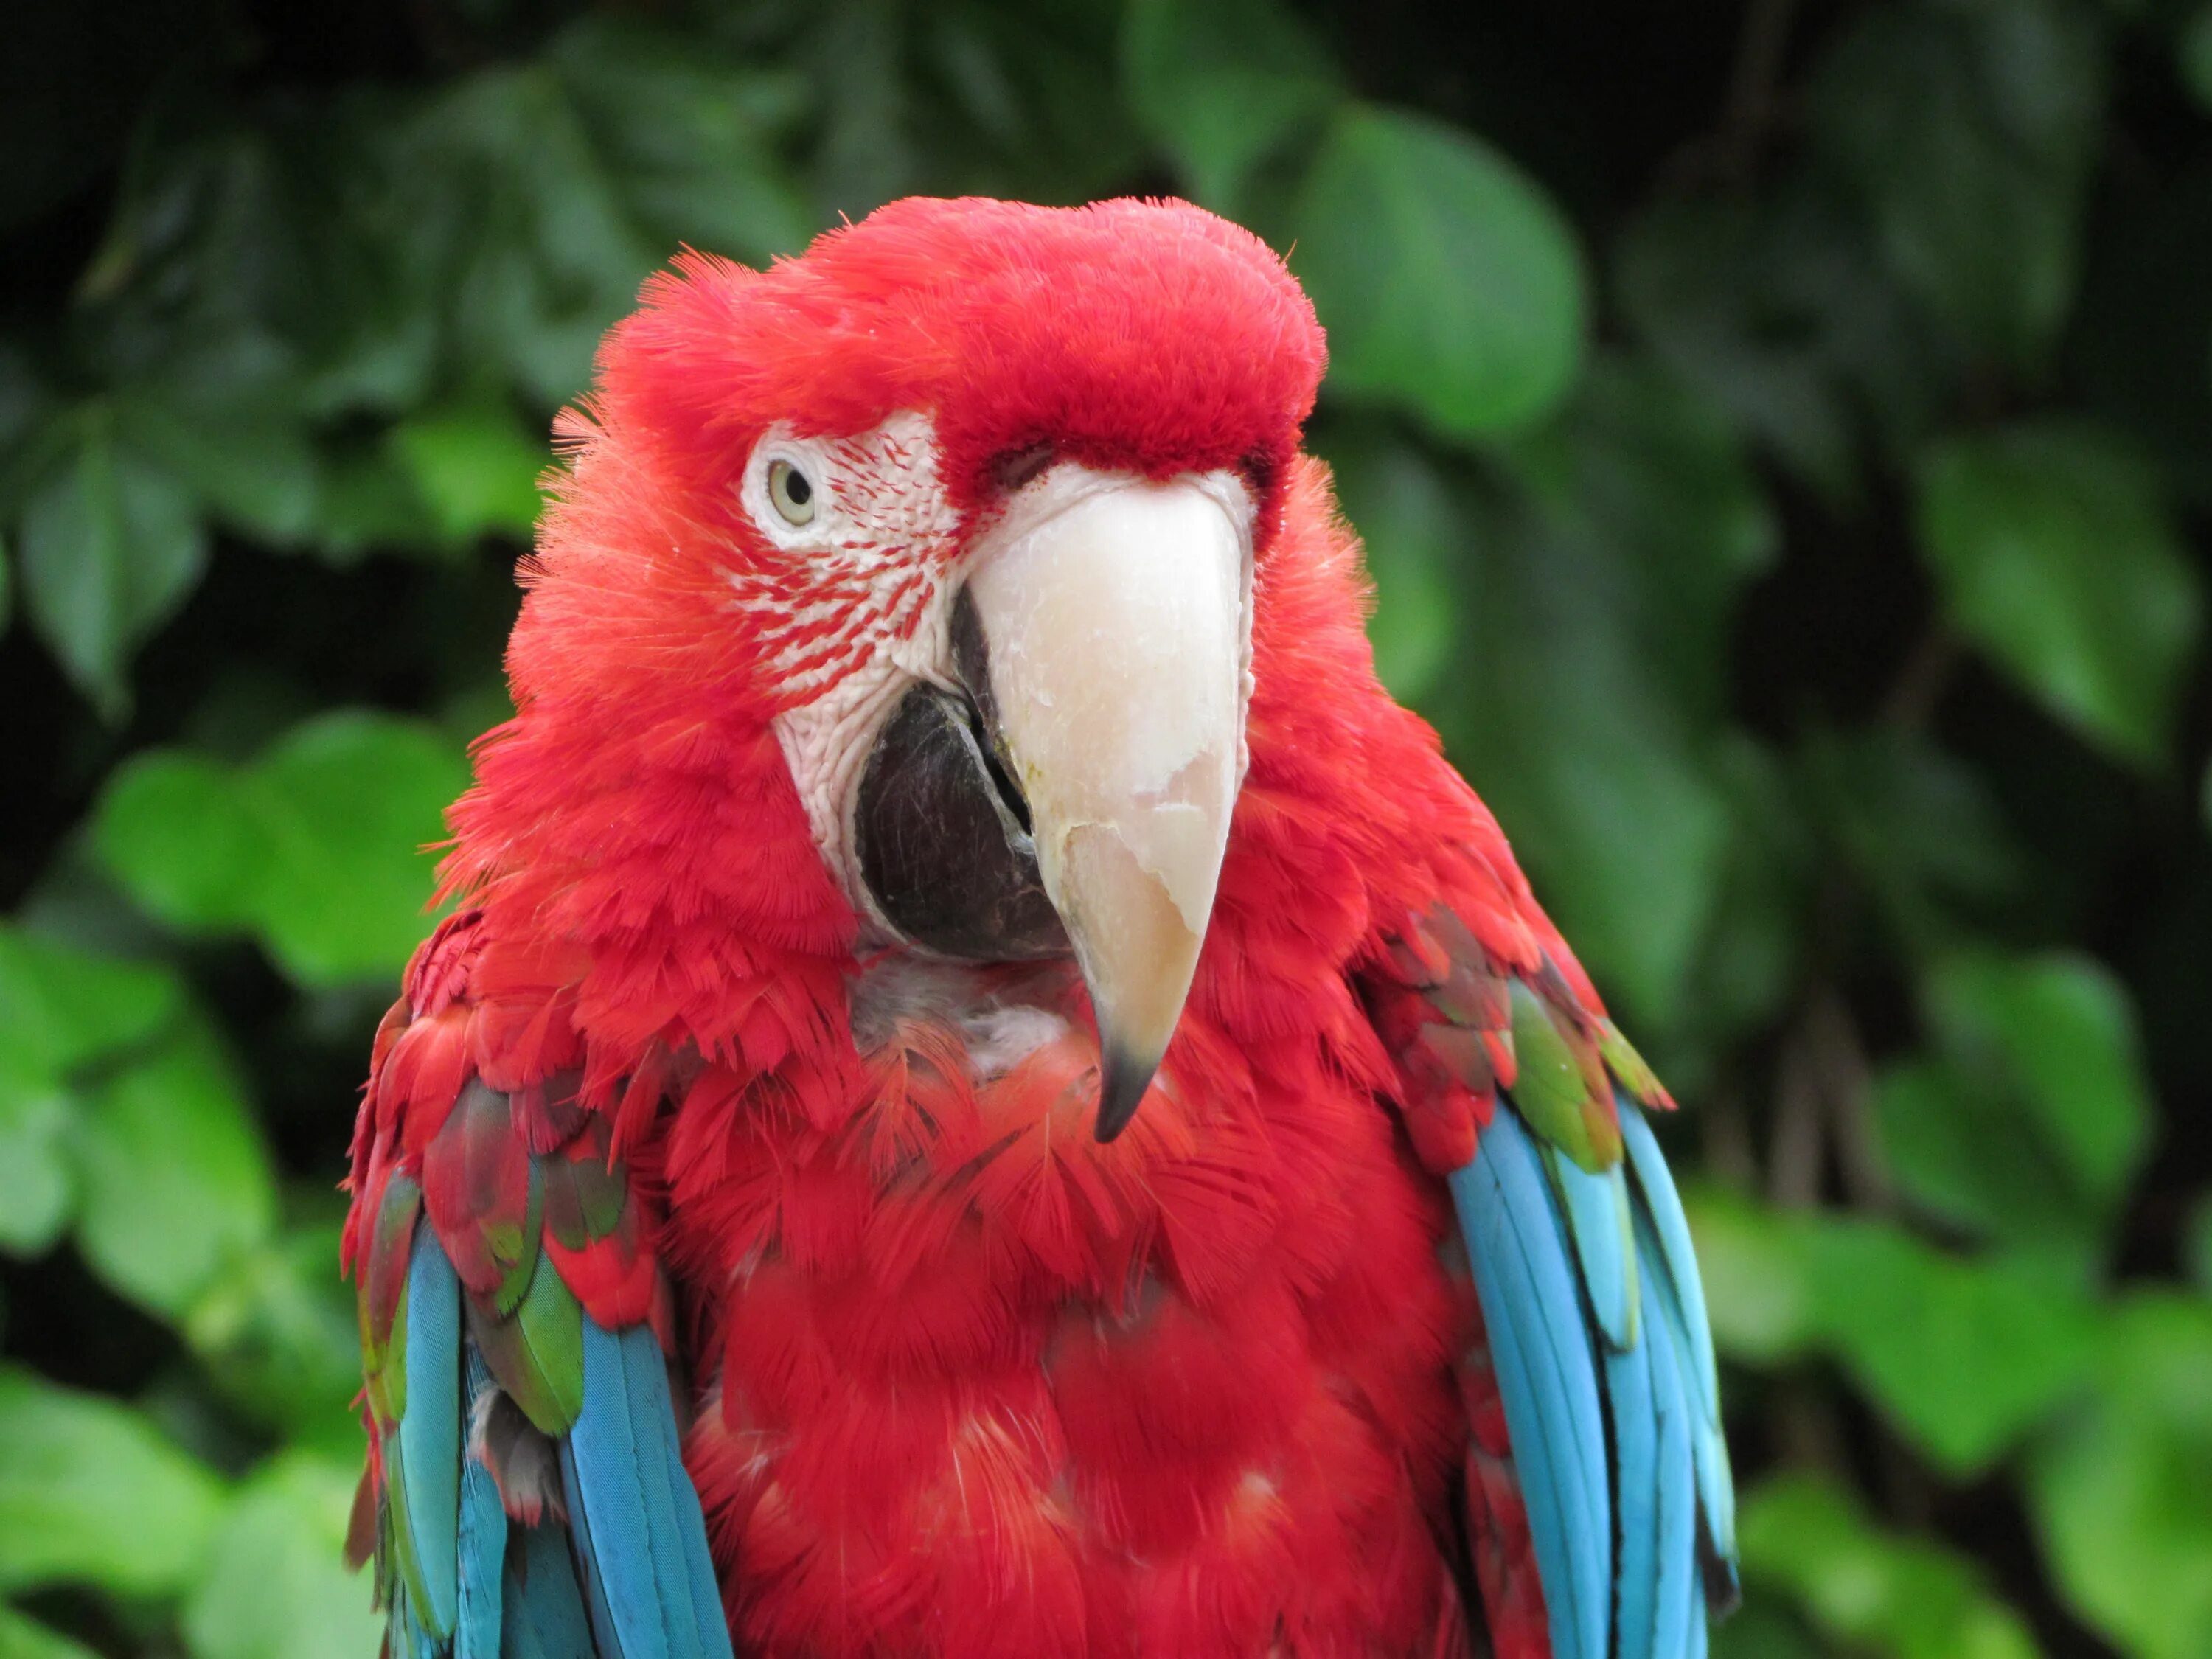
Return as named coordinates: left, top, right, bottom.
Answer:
left=345, top=196, right=1736, bottom=1659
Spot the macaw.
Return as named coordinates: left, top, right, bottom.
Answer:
left=344, top=196, right=1736, bottom=1659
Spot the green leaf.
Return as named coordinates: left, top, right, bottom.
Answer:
left=1501, top=358, right=1777, bottom=722
left=1804, top=1217, right=2097, bottom=1474
left=94, top=710, right=470, bottom=987
left=2187, top=1194, right=2212, bottom=1298
left=388, top=400, right=547, bottom=543
left=17, top=425, right=209, bottom=715
left=547, top=15, right=813, bottom=264
left=1926, top=950, right=2154, bottom=1208
left=116, top=389, right=321, bottom=547
left=1617, top=186, right=1942, bottom=504
left=1294, top=105, right=1585, bottom=438
left=1812, top=0, right=2107, bottom=369
left=1312, top=425, right=1461, bottom=703
left=1916, top=422, right=2200, bottom=765
left=1874, top=952, right=2152, bottom=1273
left=91, top=752, right=270, bottom=933
left=1739, top=1471, right=2042, bottom=1659
left=1797, top=727, right=2026, bottom=950
left=1427, top=360, right=1775, bottom=1032
left=0, top=1366, right=227, bottom=1597
left=0, top=925, right=184, bottom=1077
left=0, top=1060, right=72, bottom=1256
left=0, top=1605, right=100, bottom=1659
left=72, top=1020, right=277, bottom=1318
left=1682, top=1184, right=1815, bottom=1365
left=185, top=1226, right=365, bottom=1452
left=2028, top=1294, right=2212, bottom=1659
left=182, top=1452, right=381, bottom=1659
left=245, top=712, right=470, bottom=983
left=1121, top=0, right=1340, bottom=215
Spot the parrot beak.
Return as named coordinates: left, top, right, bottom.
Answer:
left=956, top=473, right=1250, bottom=1141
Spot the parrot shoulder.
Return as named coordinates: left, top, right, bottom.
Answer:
left=342, top=908, right=732, bottom=1659
left=1352, top=772, right=1738, bottom=1659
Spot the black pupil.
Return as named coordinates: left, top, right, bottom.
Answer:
left=783, top=467, right=812, bottom=507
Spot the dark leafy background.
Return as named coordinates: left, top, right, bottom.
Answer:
left=3, top=1, right=2210, bottom=1655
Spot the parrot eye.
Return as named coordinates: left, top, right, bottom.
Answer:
left=767, top=459, right=816, bottom=525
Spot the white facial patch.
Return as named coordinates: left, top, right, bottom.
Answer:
left=744, top=412, right=963, bottom=933
left=734, top=411, right=964, bottom=697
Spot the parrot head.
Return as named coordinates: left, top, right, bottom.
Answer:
left=479, top=197, right=1326, bottom=1139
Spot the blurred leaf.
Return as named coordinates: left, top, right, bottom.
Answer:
left=116, top=387, right=321, bottom=547
left=1739, top=1471, right=2042, bottom=1659
left=2028, top=1294, right=2212, bottom=1659
left=1806, top=1217, right=2097, bottom=1474
left=17, top=422, right=209, bottom=716
left=1444, top=358, right=1776, bottom=1031
left=1674, top=740, right=1816, bottom=1073
left=1295, top=105, right=1585, bottom=438
left=184, top=1227, right=363, bottom=1451
left=181, top=1452, right=380, bottom=1659
left=1441, top=487, right=1731, bottom=1032
left=0, top=1062, right=72, bottom=1256
left=95, top=711, right=469, bottom=986
left=246, top=713, right=469, bottom=983
left=1617, top=187, right=1939, bottom=501
left=1812, top=0, right=2106, bottom=369
left=1925, top=950, right=2152, bottom=1208
left=1874, top=951, right=2152, bottom=1274
left=0, top=1606, right=99, bottom=1659
left=72, top=1019, right=277, bottom=1318
left=1799, top=728, right=2026, bottom=949
left=314, top=442, right=442, bottom=561
left=0, top=925, right=182, bottom=1081
left=1708, top=1593, right=1825, bottom=1659
left=1312, top=425, right=1461, bottom=703
left=1683, top=1184, right=1816, bottom=1364
left=0, top=1366, right=227, bottom=1598
left=91, top=753, right=270, bottom=932
left=389, top=399, right=546, bottom=543
left=2182, top=7, right=2212, bottom=110
left=1121, top=0, right=1340, bottom=214
left=548, top=15, right=812, bottom=263
left=1503, top=358, right=1777, bottom=721
left=2185, top=1194, right=2212, bottom=1298
left=1916, top=422, right=2200, bottom=765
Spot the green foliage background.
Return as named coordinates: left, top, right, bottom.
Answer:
left=3, top=1, right=2210, bottom=1654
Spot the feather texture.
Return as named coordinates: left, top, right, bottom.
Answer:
left=1450, top=1099, right=1736, bottom=1659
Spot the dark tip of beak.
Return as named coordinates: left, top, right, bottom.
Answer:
left=1093, top=1043, right=1160, bottom=1143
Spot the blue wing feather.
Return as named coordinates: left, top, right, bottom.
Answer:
left=560, top=1321, right=737, bottom=1659
left=1606, top=1284, right=1660, bottom=1659
left=1638, top=1243, right=1699, bottom=1659
left=1545, top=1150, right=1639, bottom=1352
left=382, top=1237, right=732, bottom=1657
left=1621, top=1107, right=1738, bottom=1576
left=501, top=1523, right=597, bottom=1659
left=1450, top=1098, right=1737, bottom=1659
left=396, top=1230, right=464, bottom=1641
left=456, top=1354, right=509, bottom=1659
left=1451, top=1116, right=1610, bottom=1659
